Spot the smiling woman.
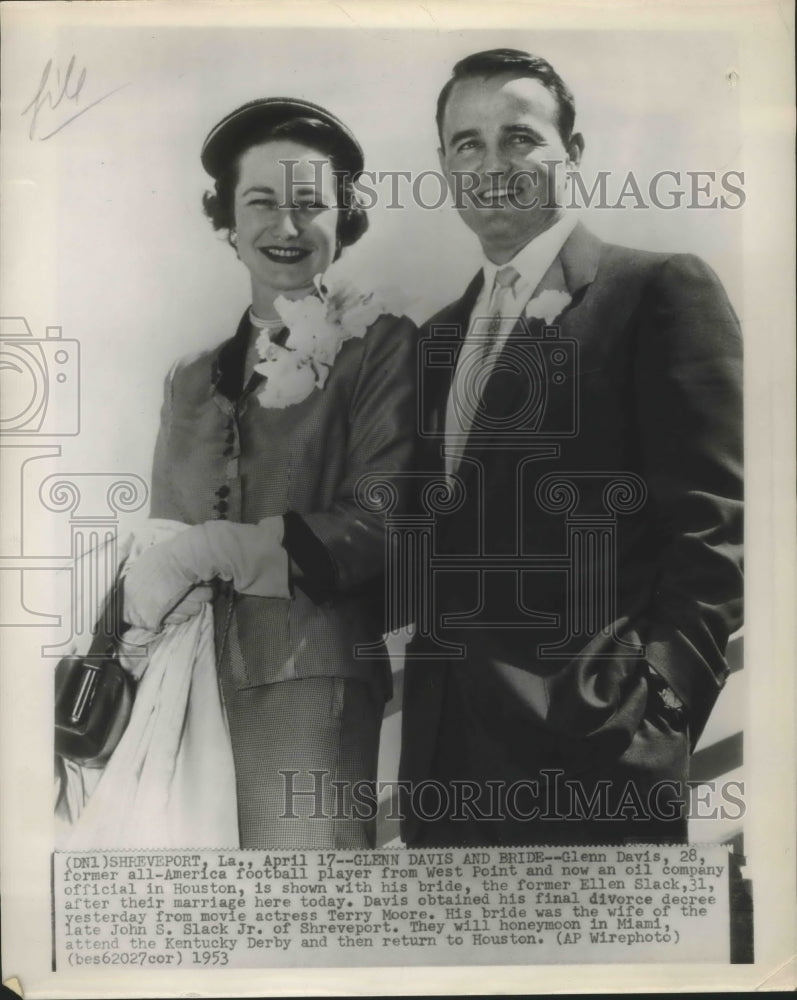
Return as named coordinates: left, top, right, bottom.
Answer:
left=117, top=97, right=417, bottom=849
left=232, top=140, right=341, bottom=305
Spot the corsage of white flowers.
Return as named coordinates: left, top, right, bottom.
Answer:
left=524, top=289, right=572, bottom=325
left=253, top=262, right=408, bottom=409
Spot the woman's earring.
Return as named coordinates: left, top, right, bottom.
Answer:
left=230, top=230, right=238, bottom=246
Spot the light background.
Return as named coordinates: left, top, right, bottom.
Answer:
left=4, top=24, right=743, bottom=484
left=4, top=19, right=746, bottom=831
left=0, top=1, right=794, bottom=996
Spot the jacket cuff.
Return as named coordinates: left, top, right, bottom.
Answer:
left=282, top=511, right=337, bottom=604
left=645, top=624, right=728, bottom=747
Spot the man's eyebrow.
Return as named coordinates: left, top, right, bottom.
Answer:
left=449, top=128, right=480, bottom=146
left=502, top=124, right=545, bottom=141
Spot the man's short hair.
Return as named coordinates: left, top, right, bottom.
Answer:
left=436, top=48, right=577, bottom=146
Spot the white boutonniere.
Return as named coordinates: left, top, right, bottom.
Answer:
left=253, top=261, right=408, bottom=409
left=524, top=289, right=572, bottom=325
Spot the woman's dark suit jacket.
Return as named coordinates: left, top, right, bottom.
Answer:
left=148, top=309, right=416, bottom=698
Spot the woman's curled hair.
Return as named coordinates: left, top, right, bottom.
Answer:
left=202, top=116, right=368, bottom=251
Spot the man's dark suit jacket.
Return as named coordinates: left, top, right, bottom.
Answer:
left=399, top=222, right=743, bottom=846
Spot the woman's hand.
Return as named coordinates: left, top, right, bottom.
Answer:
left=161, top=585, right=215, bottom=626
left=123, top=518, right=290, bottom=632
left=122, top=536, right=209, bottom=632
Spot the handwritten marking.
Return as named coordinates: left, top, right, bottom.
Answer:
left=21, top=55, right=128, bottom=140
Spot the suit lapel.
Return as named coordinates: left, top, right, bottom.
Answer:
left=422, top=271, right=484, bottom=440
left=424, top=223, right=604, bottom=480
left=557, top=219, right=603, bottom=295
left=460, top=222, right=604, bottom=471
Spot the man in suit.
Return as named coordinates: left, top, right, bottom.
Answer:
left=399, top=49, right=743, bottom=846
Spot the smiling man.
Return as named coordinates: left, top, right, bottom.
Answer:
left=399, top=49, right=744, bottom=847
left=438, top=60, right=582, bottom=259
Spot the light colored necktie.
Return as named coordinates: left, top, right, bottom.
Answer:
left=480, top=264, right=519, bottom=361
left=444, top=264, right=519, bottom=475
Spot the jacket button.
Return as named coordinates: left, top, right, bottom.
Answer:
left=223, top=446, right=234, bottom=457
left=216, top=485, right=230, bottom=498
left=214, top=500, right=229, bottom=513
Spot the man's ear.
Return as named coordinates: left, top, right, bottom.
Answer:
left=437, top=145, right=446, bottom=175
left=566, top=132, right=585, bottom=168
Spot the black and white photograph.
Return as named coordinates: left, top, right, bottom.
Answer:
left=0, top=0, right=794, bottom=995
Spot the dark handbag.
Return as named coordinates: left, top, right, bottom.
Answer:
left=54, top=570, right=134, bottom=767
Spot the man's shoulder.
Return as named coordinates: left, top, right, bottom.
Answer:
left=420, top=272, right=484, bottom=335
left=586, top=230, right=724, bottom=288
left=421, top=301, right=462, bottom=334
left=419, top=224, right=731, bottom=330
left=598, top=244, right=734, bottom=322
left=586, top=233, right=739, bottom=334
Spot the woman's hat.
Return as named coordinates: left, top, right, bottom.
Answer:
left=201, top=97, right=364, bottom=179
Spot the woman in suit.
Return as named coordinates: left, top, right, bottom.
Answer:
left=122, top=98, right=416, bottom=849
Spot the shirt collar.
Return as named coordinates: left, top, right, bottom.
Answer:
left=212, top=309, right=290, bottom=400
left=480, top=212, right=579, bottom=300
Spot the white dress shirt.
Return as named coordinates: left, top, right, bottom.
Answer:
left=444, top=213, right=578, bottom=474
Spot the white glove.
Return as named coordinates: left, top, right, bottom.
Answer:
left=161, top=585, right=215, bottom=626
left=123, top=517, right=289, bottom=632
